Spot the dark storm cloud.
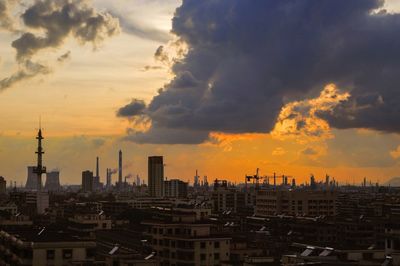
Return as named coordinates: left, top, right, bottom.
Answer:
left=124, top=125, right=209, bottom=145
left=12, top=0, right=120, bottom=61
left=0, top=60, right=50, bottom=91
left=120, top=0, right=400, bottom=144
left=117, top=99, right=146, bottom=117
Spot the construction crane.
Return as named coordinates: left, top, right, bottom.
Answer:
left=245, top=168, right=263, bottom=190
left=259, top=173, right=294, bottom=187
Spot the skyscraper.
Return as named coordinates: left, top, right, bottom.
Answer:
left=82, top=170, right=94, bottom=192
left=148, top=156, right=164, bottom=197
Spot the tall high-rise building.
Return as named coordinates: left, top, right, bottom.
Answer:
left=148, top=156, right=164, bottom=197
left=82, top=171, right=94, bottom=193
left=25, top=166, right=39, bottom=190
left=44, top=170, right=60, bottom=191
left=194, top=170, right=199, bottom=188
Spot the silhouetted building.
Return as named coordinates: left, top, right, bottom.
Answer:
left=82, top=170, right=94, bottom=193
left=45, top=170, right=60, bottom=191
left=148, top=156, right=164, bottom=197
left=164, top=179, right=188, bottom=198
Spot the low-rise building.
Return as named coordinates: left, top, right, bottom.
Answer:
left=255, top=188, right=337, bottom=217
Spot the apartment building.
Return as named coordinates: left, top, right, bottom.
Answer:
left=143, top=208, right=231, bottom=266
left=0, top=227, right=96, bottom=266
left=255, top=188, right=337, bottom=217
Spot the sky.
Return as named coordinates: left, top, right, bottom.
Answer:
left=1, top=0, right=400, bottom=186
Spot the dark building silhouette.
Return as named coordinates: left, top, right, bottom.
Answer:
left=148, top=156, right=164, bottom=197
left=82, top=170, right=94, bottom=193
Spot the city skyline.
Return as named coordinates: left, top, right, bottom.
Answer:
left=1, top=0, right=400, bottom=185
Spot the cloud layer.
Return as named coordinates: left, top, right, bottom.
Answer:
left=122, top=0, right=400, bottom=144
left=0, top=0, right=120, bottom=91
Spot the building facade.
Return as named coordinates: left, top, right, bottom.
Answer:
left=255, top=188, right=337, bottom=217
left=148, top=156, right=164, bottom=197
left=164, top=179, right=188, bottom=198
left=82, top=170, right=94, bottom=193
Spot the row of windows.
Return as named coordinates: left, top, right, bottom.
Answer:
left=46, top=249, right=73, bottom=260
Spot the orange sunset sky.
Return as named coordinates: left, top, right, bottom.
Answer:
left=1, top=0, right=400, bottom=185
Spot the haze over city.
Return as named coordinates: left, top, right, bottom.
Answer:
left=1, top=0, right=400, bottom=185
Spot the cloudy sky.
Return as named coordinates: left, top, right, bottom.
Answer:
left=1, top=0, right=400, bottom=186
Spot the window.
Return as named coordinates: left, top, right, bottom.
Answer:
left=63, top=249, right=73, bottom=259
left=46, top=250, right=55, bottom=260
left=214, top=242, right=220, bottom=248
left=201, top=254, right=206, bottom=260
left=201, top=242, right=206, bottom=248
left=86, top=248, right=96, bottom=258
left=214, top=253, right=220, bottom=260
left=102, top=223, right=107, bottom=228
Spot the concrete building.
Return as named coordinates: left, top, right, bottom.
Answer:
left=143, top=208, right=231, bottom=266
left=82, top=170, right=94, bottom=193
left=255, top=188, right=337, bottom=217
left=45, top=170, right=60, bottom=191
left=148, top=156, right=164, bottom=197
left=0, top=228, right=96, bottom=266
left=211, top=181, right=254, bottom=214
left=164, top=179, right=188, bottom=198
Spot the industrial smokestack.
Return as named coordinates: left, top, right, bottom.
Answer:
left=96, top=157, right=99, bottom=177
left=118, top=150, right=122, bottom=185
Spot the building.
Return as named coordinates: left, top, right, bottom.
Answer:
left=164, top=179, right=188, bottom=198
left=36, top=192, right=49, bottom=214
left=45, top=170, right=60, bottom=191
left=255, top=188, right=337, bottom=217
left=143, top=208, right=231, bottom=266
left=148, top=156, right=164, bottom=197
left=0, top=227, right=96, bottom=266
left=0, top=176, right=6, bottom=194
left=82, top=170, right=94, bottom=193
left=211, top=180, right=253, bottom=214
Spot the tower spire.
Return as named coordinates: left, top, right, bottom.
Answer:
left=33, top=120, right=46, bottom=191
